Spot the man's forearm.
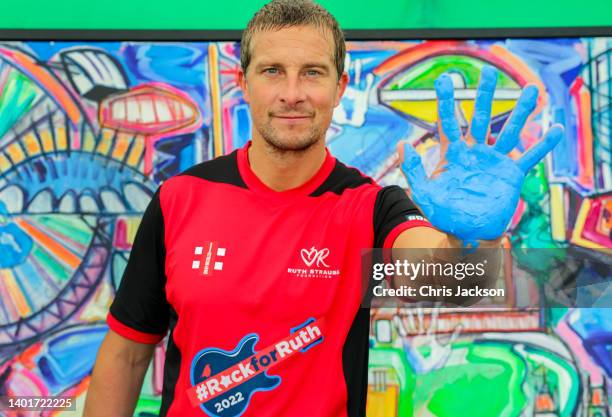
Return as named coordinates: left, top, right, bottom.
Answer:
left=84, top=331, right=155, bottom=417
left=439, top=233, right=503, bottom=250
left=389, top=227, right=505, bottom=305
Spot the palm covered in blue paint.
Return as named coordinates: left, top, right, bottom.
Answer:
left=399, top=66, right=564, bottom=247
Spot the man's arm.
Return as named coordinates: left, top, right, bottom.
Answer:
left=388, top=227, right=504, bottom=305
left=84, top=187, right=169, bottom=416
left=83, top=330, right=156, bottom=417
left=392, top=227, right=502, bottom=249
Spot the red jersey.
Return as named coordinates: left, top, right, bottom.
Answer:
left=107, top=142, right=431, bottom=417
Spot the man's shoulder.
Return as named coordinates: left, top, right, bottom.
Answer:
left=163, top=150, right=247, bottom=190
left=310, top=157, right=378, bottom=197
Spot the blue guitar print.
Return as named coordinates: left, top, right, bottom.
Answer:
left=188, top=318, right=324, bottom=417
left=190, top=333, right=281, bottom=417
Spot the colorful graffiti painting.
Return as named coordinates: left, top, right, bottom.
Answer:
left=0, top=37, right=610, bottom=416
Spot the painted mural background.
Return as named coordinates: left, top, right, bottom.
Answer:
left=0, top=38, right=610, bottom=416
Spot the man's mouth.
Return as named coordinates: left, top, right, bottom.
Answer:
left=270, top=111, right=314, bottom=118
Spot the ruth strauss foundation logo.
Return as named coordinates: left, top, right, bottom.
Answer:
left=288, top=246, right=340, bottom=279
left=300, top=247, right=330, bottom=268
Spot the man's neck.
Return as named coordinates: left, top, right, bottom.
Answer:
left=247, top=139, right=327, bottom=192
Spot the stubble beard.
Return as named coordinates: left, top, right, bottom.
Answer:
left=257, top=117, right=323, bottom=155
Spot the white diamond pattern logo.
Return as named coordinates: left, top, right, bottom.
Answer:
left=192, top=242, right=226, bottom=276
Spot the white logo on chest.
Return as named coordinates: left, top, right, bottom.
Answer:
left=192, top=242, right=226, bottom=276
left=288, top=246, right=340, bottom=279
left=300, top=246, right=330, bottom=268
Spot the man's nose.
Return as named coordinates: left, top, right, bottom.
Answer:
left=279, top=73, right=306, bottom=106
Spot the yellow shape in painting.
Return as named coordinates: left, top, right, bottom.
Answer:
left=82, top=129, right=96, bottom=153
left=55, top=126, right=68, bottom=151
left=96, top=129, right=114, bottom=156
left=6, top=142, right=26, bottom=164
left=389, top=100, right=438, bottom=124
left=40, top=129, right=54, bottom=153
left=1, top=269, right=31, bottom=317
left=0, top=153, right=12, bottom=172
left=571, top=199, right=605, bottom=249
left=112, top=132, right=131, bottom=160
left=126, top=135, right=145, bottom=167
left=461, top=100, right=518, bottom=121
left=126, top=216, right=142, bottom=244
left=366, top=384, right=398, bottom=417
left=23, top=132, right=42, bottom=157
left=549, top=184, right=567, bottom=242
left=388, top=96, right=518, bottom=125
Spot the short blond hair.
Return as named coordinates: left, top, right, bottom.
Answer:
left=240, top=0, right=346, bottom=78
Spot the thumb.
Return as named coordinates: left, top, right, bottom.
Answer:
left=398, top=142, right=429, bottom=199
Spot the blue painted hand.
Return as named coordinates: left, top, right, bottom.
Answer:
left=399, top=66, right=564, bottom=248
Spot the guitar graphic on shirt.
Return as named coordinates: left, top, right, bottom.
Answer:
left=188, top=317, right=324, bottom=417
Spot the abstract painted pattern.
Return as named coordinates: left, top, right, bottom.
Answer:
left=0, top=38, right=610, bottom=416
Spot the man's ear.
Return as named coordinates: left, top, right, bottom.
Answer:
left=238, top=68, right=250, bottom=103
left=334, top=71, right=349, bottom=107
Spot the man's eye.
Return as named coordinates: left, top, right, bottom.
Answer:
left=264, top=68, right=278, bottom=74
left=306, top=70, right=321, bottom=76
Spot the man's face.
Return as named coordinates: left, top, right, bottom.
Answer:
left=238, top=25, right=348, bottom=152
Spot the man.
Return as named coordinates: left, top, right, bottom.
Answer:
left=84, top=1, right=563, bottom=416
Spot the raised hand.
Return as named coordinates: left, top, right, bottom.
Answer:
left=399, top=66, right=564, bottom=248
